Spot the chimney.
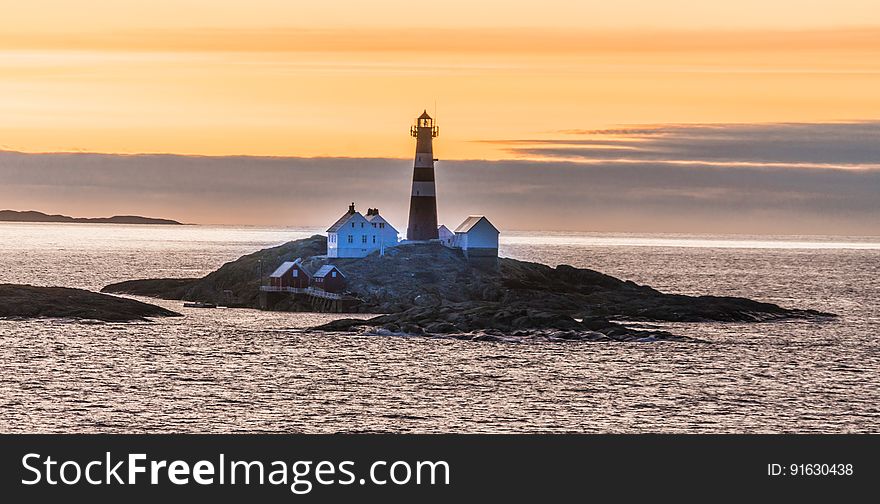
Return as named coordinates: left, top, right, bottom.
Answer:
left=348, top=202, right=356, bottom=214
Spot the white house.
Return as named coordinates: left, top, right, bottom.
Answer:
left=364, top=208, right=399, bottom=250
left=453, top=215, right=499, bottom=258
left=327, top=203, right=399, bottom=258
left=437, top=225, right=455, bottom=247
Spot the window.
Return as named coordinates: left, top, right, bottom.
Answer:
left=372, top=235, right=376, bottom=244
left=362, top=235, right=367, bottom=243
left=380, top=223, right=385, bottom=229
left=372, top=223, right=376, bottom=228
left=347, top=235, right=353, bottom=244
left=292, top=269, right=298, bottom=277
left=331, top=271, right=337, bottom=278
left=361, top=222, right=364, bottom=228
left=351, top=222, right=354, bottom=228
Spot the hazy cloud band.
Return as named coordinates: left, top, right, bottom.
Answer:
left=2, top=122, right=879, bottom=235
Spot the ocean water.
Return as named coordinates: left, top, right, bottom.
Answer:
left=0, top=223, right=877, bottom=433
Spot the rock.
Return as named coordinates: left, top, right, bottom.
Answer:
left=481, top=286, right=503, bottom=301
left=101, top=235, right=834, bottom=343
left=548, top=330, right=578, bottom=340
left=510, top=316, right=530, bottom=329
left=102, top=235, right=328, bottom=307
left=0, top=284, right=181, bottom=322
left=100, top=278, right=198, bottom=300
left=425, top=322, right=459, bottom=334
left=400, top=323, right=425, bottom=335
left=313, top=317, right=368, bottom=332
left=472, top=334, right=505, bottom=342
left=413, top=294, right=441, bottom=307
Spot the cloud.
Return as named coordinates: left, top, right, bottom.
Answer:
left=496, top=121, right=880, bottom=168
left=3, top=27, right=880, bottom=55
left=1, top=124, right=879, bottom=236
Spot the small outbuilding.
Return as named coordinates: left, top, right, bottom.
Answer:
left=453, top=216, right=500, bottom=258
left=269, top=258, right=311, bottom=289
left=312, top=265, right=346, bottom=293
left=437, top=225, right=455, bottom=247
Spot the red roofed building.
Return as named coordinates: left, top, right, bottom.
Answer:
left=268, top=258, right=311, bottom=289
left=312, top=265, right=346, bottom=293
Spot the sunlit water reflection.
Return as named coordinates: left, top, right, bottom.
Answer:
left=0, top=223, right=877, bottom=432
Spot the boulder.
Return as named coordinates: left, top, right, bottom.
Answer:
left=425, top=322, right=459, bottom=334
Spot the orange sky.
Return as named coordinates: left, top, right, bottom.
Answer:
left=1, top=2, right=880, bottom=158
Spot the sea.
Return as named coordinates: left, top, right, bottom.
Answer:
left=0, top=223, right=877, bottom=433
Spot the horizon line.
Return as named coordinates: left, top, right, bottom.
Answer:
left=3, top=214, right=879, bottom=240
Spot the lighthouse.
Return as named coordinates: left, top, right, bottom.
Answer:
left=406, top=110, right=440, bottom=241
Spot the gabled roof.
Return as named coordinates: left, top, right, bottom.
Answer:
left=454, top=215, right=499, bottom=234
left=270, top=258, right=304, bottom=278
left=270, top=261, right=295, bottom=278
left=437, top=224, right=455, bottom=237
left=327, top=211, right=362, bottom=233
left=365, top=212, right=398, bottom=231
left=314, top=265, right=345, bottom=278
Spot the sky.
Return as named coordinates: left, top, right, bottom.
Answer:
left=1, top=1, right=879, bottom=233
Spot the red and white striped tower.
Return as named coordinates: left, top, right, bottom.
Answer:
left=406, top=110, right=440, bottom=241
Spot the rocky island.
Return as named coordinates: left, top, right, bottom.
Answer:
left=0, top=284, right=181, bottom=322
left=101, top=235, right=832, bottom=342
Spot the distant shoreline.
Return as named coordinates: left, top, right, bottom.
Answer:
left=0, top=210, right=183, bottom=225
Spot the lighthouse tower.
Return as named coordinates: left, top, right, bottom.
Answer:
left=406, top=110, right=440, bottom=241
